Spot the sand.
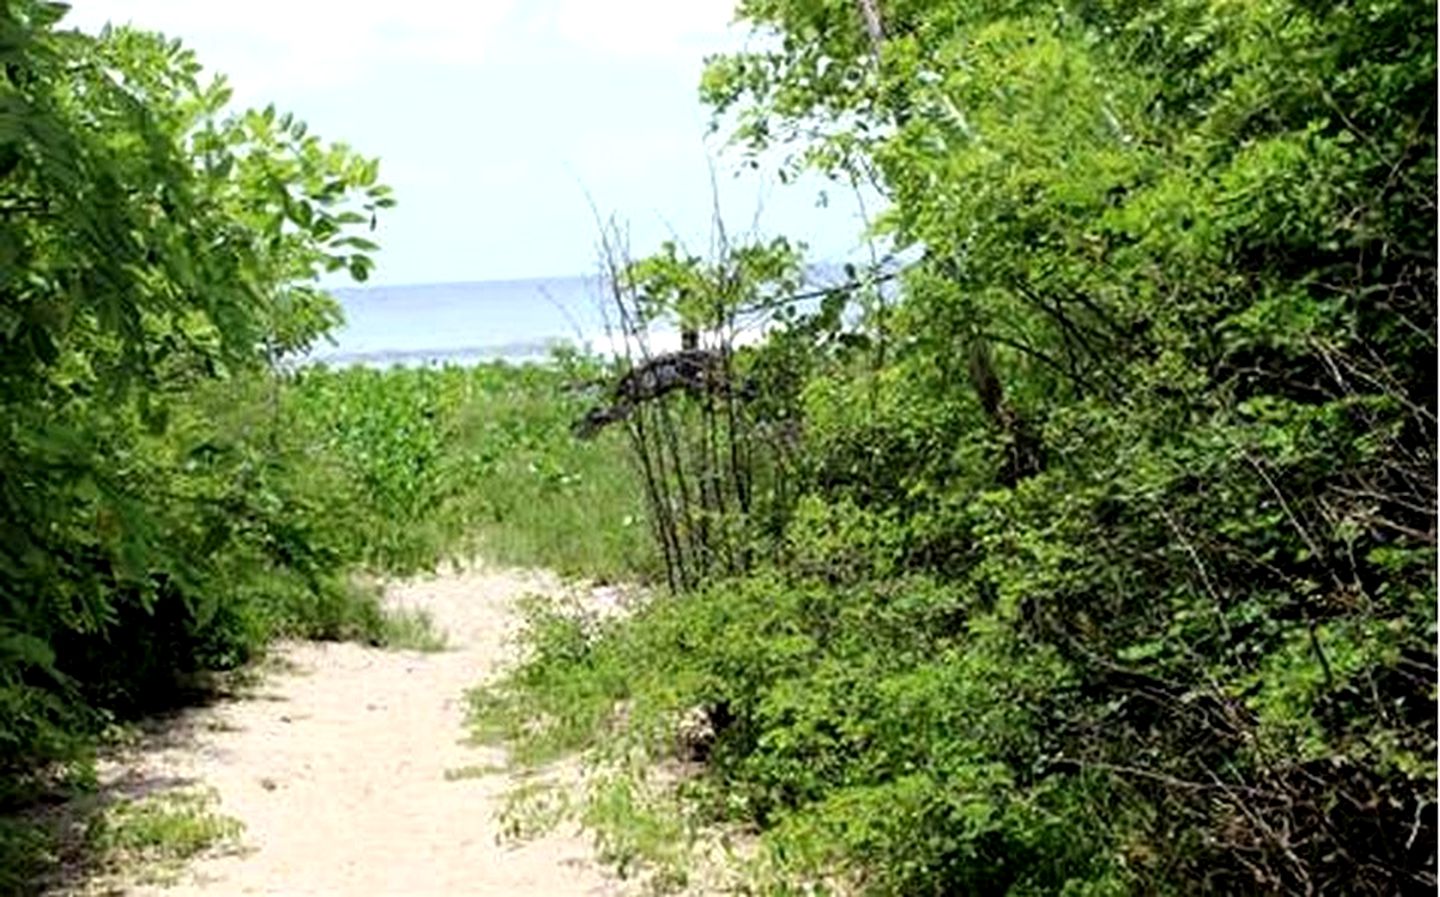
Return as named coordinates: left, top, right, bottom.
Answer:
left=67, top=565, right=627, bottom=897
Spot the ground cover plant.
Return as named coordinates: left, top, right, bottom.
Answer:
left=282, top=359, right=651, bottom=581
left=83, top=788, right=246, bottom=886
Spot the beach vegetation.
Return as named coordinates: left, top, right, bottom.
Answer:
left=0, top=0, right=1433, bottom=893
left=84, top=788, right=245, bottom=885
left=0, top=4, right=646, bottom=887
left=472, top=0, right=1438, bottom=893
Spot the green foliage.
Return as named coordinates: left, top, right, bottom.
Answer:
left=3, top=345, right=642, bottom=891
left=283, top=360, right=652, bottom=580
left=0, top=8, right=495, bottom=883
left=474, top=576, right=1125, bottom=894
left=0, top=5, right=649, bottom=841
left=86, top=787, right=245, bottom=884
left=483, top=0, right=1436, bottom=893
left=469, top=594, right=635, bottom=766
left=0, top=814, right=52, bottom=896
left=2, top=0, right=1433, bottom=893
left=582, top=772, right=698, bottom=891
left=598, top=233, right=819, bottom=592
left=377, top=607, right=448, bottom=653
left=0, top=0, right=396, bottom=807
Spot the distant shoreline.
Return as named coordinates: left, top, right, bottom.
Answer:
left=300, top=324, right=779, bottom=369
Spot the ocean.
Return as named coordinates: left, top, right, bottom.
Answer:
left=308, top=276, right=614, bottom=367
left=308, top=265, right=876, bottom=367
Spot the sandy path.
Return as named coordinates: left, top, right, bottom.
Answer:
left=82, top=566, right=624, bottom=897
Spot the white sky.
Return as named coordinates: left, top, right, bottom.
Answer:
left=65, top=1, right=874, bottom=285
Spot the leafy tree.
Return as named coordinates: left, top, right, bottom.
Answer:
left=0, top=0, right=391, bottom=805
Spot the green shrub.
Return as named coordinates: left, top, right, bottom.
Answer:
left=480, top=1, right=1436, bottom=892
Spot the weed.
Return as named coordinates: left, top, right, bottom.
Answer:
left=496, top=775, right=574, bottom=842
left=467, top=595, right=634, bottom=766
left=442, top=763, right=506, bottom=782
left=377, top=607, right=448, bottom=653
left=86, top=788, right=244, bottom=884
left=582, top=772, right=694, bottom=892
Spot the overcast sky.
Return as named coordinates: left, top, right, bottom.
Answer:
left=65, top=1, right=874, bottom=286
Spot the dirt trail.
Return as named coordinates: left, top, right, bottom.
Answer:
left=81, top=566, right=625, bottom=896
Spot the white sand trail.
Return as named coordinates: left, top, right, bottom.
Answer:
left=83, top=566, right=624, bottom=897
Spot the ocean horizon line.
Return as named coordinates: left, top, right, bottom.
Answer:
left=327, top=261, right=867, bottom=297
left=302, top=322, right=778, bottom=369
left=330, top=272, right=601, bottom=295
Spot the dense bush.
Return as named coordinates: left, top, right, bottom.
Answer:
left=476, top=0, right=1436, bottom=893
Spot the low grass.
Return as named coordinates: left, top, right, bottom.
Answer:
left=376, top=606, right=448, bottom=653
left=582, top=772, right=697, bottom=892
left=85, top=788, right=244, bottom=885
left=495, top=775, right=575, bottom=842
left=466, top=595, right=635, bottom=767
left=468, top=595, right=729, bottom=893
left=486, top=757, right=748, bottom=896
left=441, top=363, right=655, bottom=582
